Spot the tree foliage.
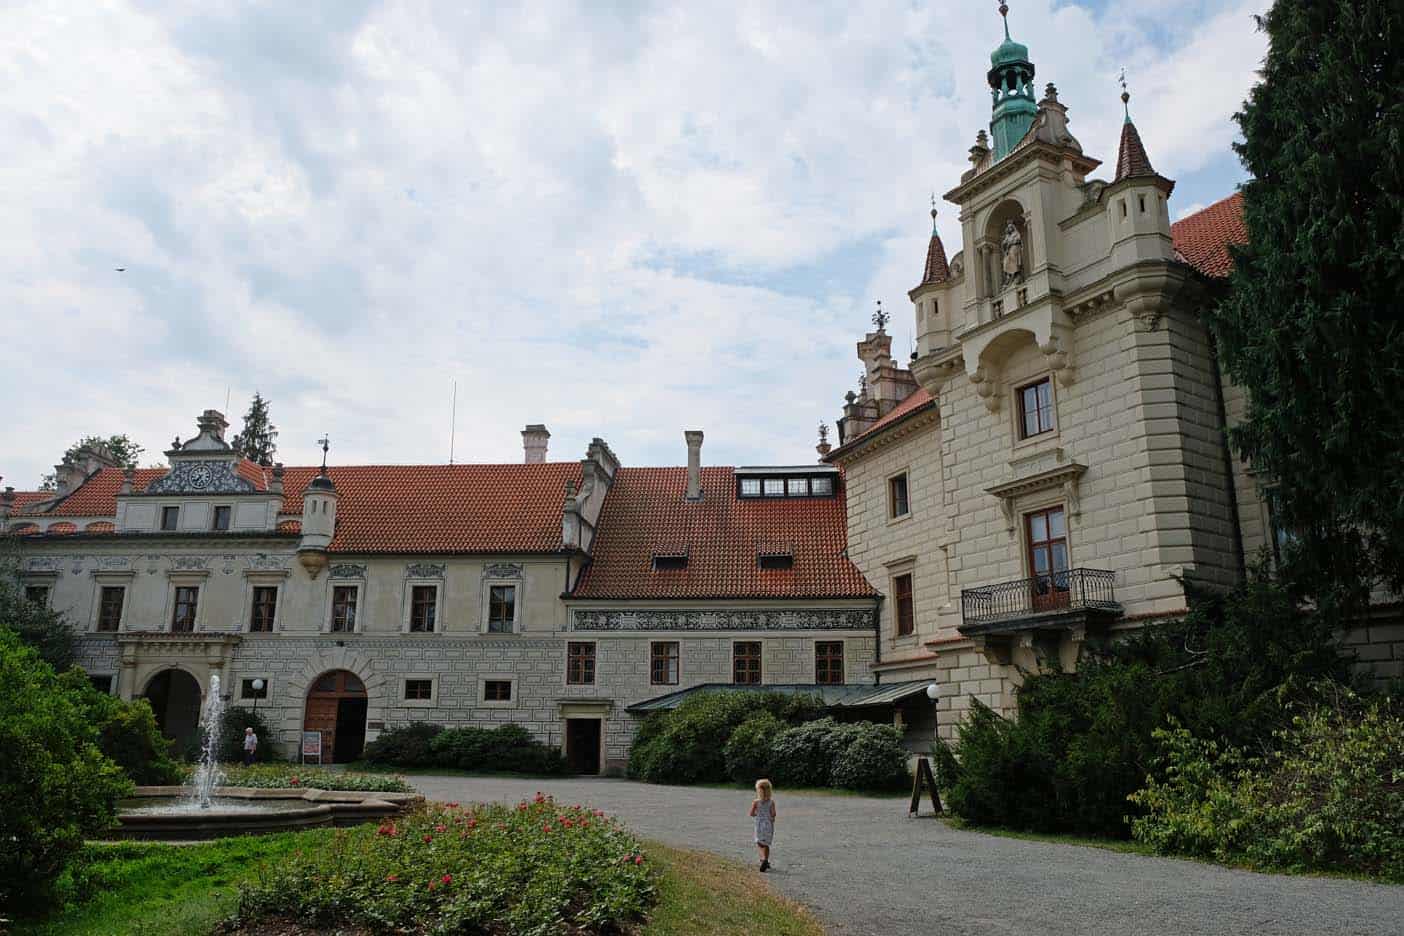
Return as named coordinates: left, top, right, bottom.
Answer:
left=231, top=392, right=279, bottom=466
left=38, top=434, right=145, bottom=491
left=1205, top=0, right=1404, bottom=618
left=0, top=550, right=75, bottom=671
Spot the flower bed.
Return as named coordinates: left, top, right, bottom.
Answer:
left=199, top=764, right=413, bottom=793
left=229, top=795, right=656, bottom=934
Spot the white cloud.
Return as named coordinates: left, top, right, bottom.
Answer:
left=1, top=0, right=1265, bottom=487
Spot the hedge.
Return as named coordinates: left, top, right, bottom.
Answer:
left=363, top=722, right=567, bottom=775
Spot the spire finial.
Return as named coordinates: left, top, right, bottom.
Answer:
left=999, top=2, right=1011, bottom=40
left=818, top=422, right=830, bottom=445
left=872, top=299, right=889, bottom=333
left=1119, top=67, right=1131, bottom=122
left=317, top=436, right=330, bottom=473
left=930, top=192, right=939, bottom=231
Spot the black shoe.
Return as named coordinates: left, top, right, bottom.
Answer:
left=760, top=860, right=770, bottom=872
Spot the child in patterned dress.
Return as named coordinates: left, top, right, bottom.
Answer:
left=749, top=778, right=776, bottom=871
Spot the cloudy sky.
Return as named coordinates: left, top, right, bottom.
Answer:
left=2, top=0, right=1267, bottom=488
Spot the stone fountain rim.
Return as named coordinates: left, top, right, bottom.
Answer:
left=126, top=785, right=424, bottom=806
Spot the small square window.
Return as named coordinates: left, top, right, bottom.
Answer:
left=487, top=585, right=516, bottom=632
left=739, top=478, right=762, bottom=497
left=810, top=476, right=834, bottom=496
left=733, top=641, right=762, bottom=685
left=567, top=642, right=596, bottom=685
left=483, top=680, right=513, bottom=702
left=212, top=505, right=232, bottom=531
left=409, top=585, right=437, bottom=633
left=786, top=477, right=808, bottom=496
left=404, top=679, right=433, bottom=701
left=889, top=474, right=910, bottom=518
left=241, top=678, right=268, bottom=700
left=762, top=478, right=785, bottom=497
left=160, top=506, right=179, bottom=531
left=650, top=642, right=680, bottom=686
left=97, top=586, right=125, bottom=632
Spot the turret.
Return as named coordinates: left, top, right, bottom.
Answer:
left=297, top=438, right=338, bottom=578
left=910, top=204, right=953, bottom=355
left=1106, top=83, right=1175, bottom=268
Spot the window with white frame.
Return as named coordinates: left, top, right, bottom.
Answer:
left=330, top=585, right=359, bottom=632
left=408, top=584, right=438, bottom=633
left=486, top=584, right=517, bottom=633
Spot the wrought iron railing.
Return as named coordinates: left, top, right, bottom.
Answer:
left=960, top=568, right=1119, bottom=629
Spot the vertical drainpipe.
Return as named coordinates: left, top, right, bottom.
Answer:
left=872, top=595, right=884, bottom=685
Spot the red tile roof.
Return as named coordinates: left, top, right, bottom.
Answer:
left=277, top=519, right=302, bottom=534
left=1171, top=192, right=1246, bottom=280
left=1114, top=119, right=1156, bottom=181
left=236, top=459, right=272, bottom=491
left=18, top=468, right=166, bottom=516
left=46, top=521, right=77, bottom=535
left=826, top=386, right=936, bottom=459
left=917, top=227, right=951, bottom=289
left=571, top=466, right=876, bottom=600
left=8, top=491, right=53, bottom=511
left=84, top=521, right=115, bottom=533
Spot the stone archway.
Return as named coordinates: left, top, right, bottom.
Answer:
left=303, top=670, right=369, bottom=763
left=143, top=667, right=204, bottom=755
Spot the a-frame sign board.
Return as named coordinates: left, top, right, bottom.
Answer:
left=909, top=756, right=942, bottom=816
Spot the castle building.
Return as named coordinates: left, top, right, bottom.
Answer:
left=823, top=6, right=1401, bottom=738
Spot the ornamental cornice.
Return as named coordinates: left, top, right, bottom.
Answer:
left=829, top=405, right=939, bottom=467
left=944, top=142, right=1101, bottom=206
left=570, top=607, right=877, bottom=632
left=404, top=562, right=447, bottom=580
left=986, top=451, right=1087, bottom=536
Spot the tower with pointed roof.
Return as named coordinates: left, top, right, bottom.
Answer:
left=987, top=3, right=1038, bottom=160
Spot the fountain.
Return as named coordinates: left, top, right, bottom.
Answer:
left=113, top=675, right=421, bottom=840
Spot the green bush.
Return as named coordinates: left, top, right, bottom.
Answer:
left=430, top=725, right=568, bottom=775
left=231, top=797, right=655, bottom=933
left=627, top=690, right=824, bottom=785
left=1131, top=689, right=1404, bottom=880
left=768, top=718, right=859, bottom=788
left=58, top=671, right=182, bottom=785
left=0, top=558, right=75, bottom=671
left=723, top=712, right=784, bottom=783
left=831, top=722, right=911, bottom=791
left=213, top=764, right=413, bottom=793
left=0, top=629, right=131, bottom=913
left=362, top=722, right=444, bottom=765
left=215, top=707, right=275, bottom=765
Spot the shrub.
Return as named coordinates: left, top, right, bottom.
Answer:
left=362, top=722, right=444, bottom=766
left=831, top=722, right=911, bottom=791
left=213, top=764, right=413, bottom=793
left=55, top=669, right=182, bottom=785
left=768, top=718, right=859, bottom=788
left=231, top=797, right=655, bottom=933
left=628, top=690, right=824, bottom=785
left=0, top=629, right=131, bottom=913
left=215, top=707, right=275, bottom=765
left=430, top=725, right=568, bottom=775
left=723, top=712, right=784, bottom=783
left=0, top=558, right=76, bottom=671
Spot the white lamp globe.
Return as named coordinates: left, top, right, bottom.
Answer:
left=925, top=683, right=939, bottom=701
left=252, top=678, right=265, bottom=692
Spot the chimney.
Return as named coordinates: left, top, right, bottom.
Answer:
left=522, top=424, right=551, bottom=464
left=270, top=463, right=285, bottom=494
left=119, top=467, right=134, bottom=495
left=684, top=430, right=704, bottom=502
left=196, top=409, right=229, bottom=443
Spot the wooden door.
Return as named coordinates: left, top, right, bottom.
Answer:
left=303, top=671, right=367, bottom=763
left=1026, top=506, right=1069, bottom=611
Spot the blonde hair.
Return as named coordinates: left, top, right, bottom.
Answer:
left=755, top=778, right=773, bottom=800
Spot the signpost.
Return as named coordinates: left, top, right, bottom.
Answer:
left=301, top=730, right=323, bottom=765
left=909, top=756, right=942, bottom=817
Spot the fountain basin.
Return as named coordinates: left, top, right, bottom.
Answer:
left=113, top=786, right=423, bottom=841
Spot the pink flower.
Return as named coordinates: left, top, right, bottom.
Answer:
left=441, top=874, right=452, bottom=885
left=290, top=777, right=301, bottom=786
left=634, top=855, right=644, bottom=865
left=467, top=818, right=478, bottom=829
left=386, top=874, right=399, bottom=882
left=447, top=801, right=459, bottom=808
left=423, top=834, right=433, bottom=843
left=543, top=824, right=554, bottom=833
left=435, top=824, right=446, bottom=833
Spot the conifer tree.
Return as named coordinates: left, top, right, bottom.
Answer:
left=1206, top=0, right=1403, bottom=616
left=231, top=392, right=279, bottom=466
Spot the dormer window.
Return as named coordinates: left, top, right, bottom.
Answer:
left=763, top=478, right=785, bottom=497
left=740, top=478, right=762, bottom=497
left=652, top=550, right=688, bottom=572
left=758, top=553, right=794, bottom=571
left=736, top=469, right=840, bottom=499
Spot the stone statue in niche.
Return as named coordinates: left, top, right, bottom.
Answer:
left=1001, top=220, right=1024, bottom=287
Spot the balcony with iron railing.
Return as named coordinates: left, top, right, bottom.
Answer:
left=959, top=568, right=1121, bottom=633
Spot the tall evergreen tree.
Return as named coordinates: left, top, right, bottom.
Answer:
left=231, top=392, right=279, bottom=466
left=1206, top=0, right=1404, bottom=618
left=37, top=434, right=144, bottom=491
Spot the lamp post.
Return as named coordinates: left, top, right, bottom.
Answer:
left=251, top=678, right=265, bottom=717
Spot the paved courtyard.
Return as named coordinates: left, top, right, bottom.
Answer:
left=406, top=774, right=1403, bottom=936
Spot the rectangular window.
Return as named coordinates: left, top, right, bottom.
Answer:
left=650, top=642, right=680, bottom=685
left=483, top=679, right=513, bottom=702
left=786, top=477, right=809, bottom=496
left=487, top=584, right=516, bottom=632
left=567, top=642, right=596, bottom=685
left=652, top=554, right=688, bottom=571
left=25, top=585, right=50, bottom=606
left=762, top=478, right=785, bottom=497
left=758, top=553, right=794, bottom=570
left=404, top=679, right=433, bottom=701
left=810, top=476, right=834, bottom=496
left=739, top=478, right=762, bottom=497
left=889, top=473, right=910, bottom=518
left=97, top=586, right=125, bottom=632
left=212, top=505, right=232, bottom=531
left=409, top=585, right=437, bottom=633
left=331, top=586, right=358, bottom=632
left=160, top=506, right=179, bottom=531
left=733, top=641, right=762, bottom=684
left=89, top=675, right=114, bottom=694
left=171, top=586, right=199, bottom=632
left=894, top=574, right=914, bottom=637
left=249, top=586, right=278, bottom=632
left=241, top=678, right=268, bottom=699
left=815, top=641, right=845, bottom=685
left=1018, top=378, right=1055, bottom=439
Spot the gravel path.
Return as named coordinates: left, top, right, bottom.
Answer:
left=406, top=774, right=1402, bottom=936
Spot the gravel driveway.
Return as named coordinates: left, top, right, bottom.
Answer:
left=406, top=774, right=1402, bottom=936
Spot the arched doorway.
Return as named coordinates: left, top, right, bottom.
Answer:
left=303, top=670, right=368, bottom=763
left=144, top=669, right=203, bottom=755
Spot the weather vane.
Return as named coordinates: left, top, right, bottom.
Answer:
left=317, top=436, right=330, bottom=472
left=872, top=299, right=889, bottom=333
left=1119, top=67, right=1131, bottom=118
left=818, top=422, right=830, bottom=445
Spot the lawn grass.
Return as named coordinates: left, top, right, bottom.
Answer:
left=14, top=834, right=819, bottom=936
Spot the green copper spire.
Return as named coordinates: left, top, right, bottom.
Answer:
left=988, top=2, right=1037, bottom=160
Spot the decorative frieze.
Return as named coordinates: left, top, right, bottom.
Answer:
left=247, top=556, right=290, bottom=572
left=25, top=557, right=62, bottom=573
left=405, top=562, right=447, bottom=580
left=96, top=557, right=131, bottom=571
left=570, top=608, right=877, bottom=632
left=330, top=563, right=367, bottom=579
left=169, top=556, right=209, bottom=572
left=483, top=562, right=523, bottom=579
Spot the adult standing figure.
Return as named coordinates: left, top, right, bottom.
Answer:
left=242, top=726, right=258, bottom=766
left=1001, top=219, right=1024, bottom=287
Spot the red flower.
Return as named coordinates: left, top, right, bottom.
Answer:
left=533, top=792, right=546, bottom=804
left=290, top=777, right=301, bottom=785
left=447, top=801, right=459, bottom=808
left=435, top=824, right=446, bottom=833
left=467, top=818, right=478, bottom=829
left=635, top=855, right=644, bottom=865
left=441, top=874, right=452, bottom=885
left=386, top=874, right=399, bottom=882
left=423, top=834, right=433, bottom=843
left=543, top=824, right=554, bottom=833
